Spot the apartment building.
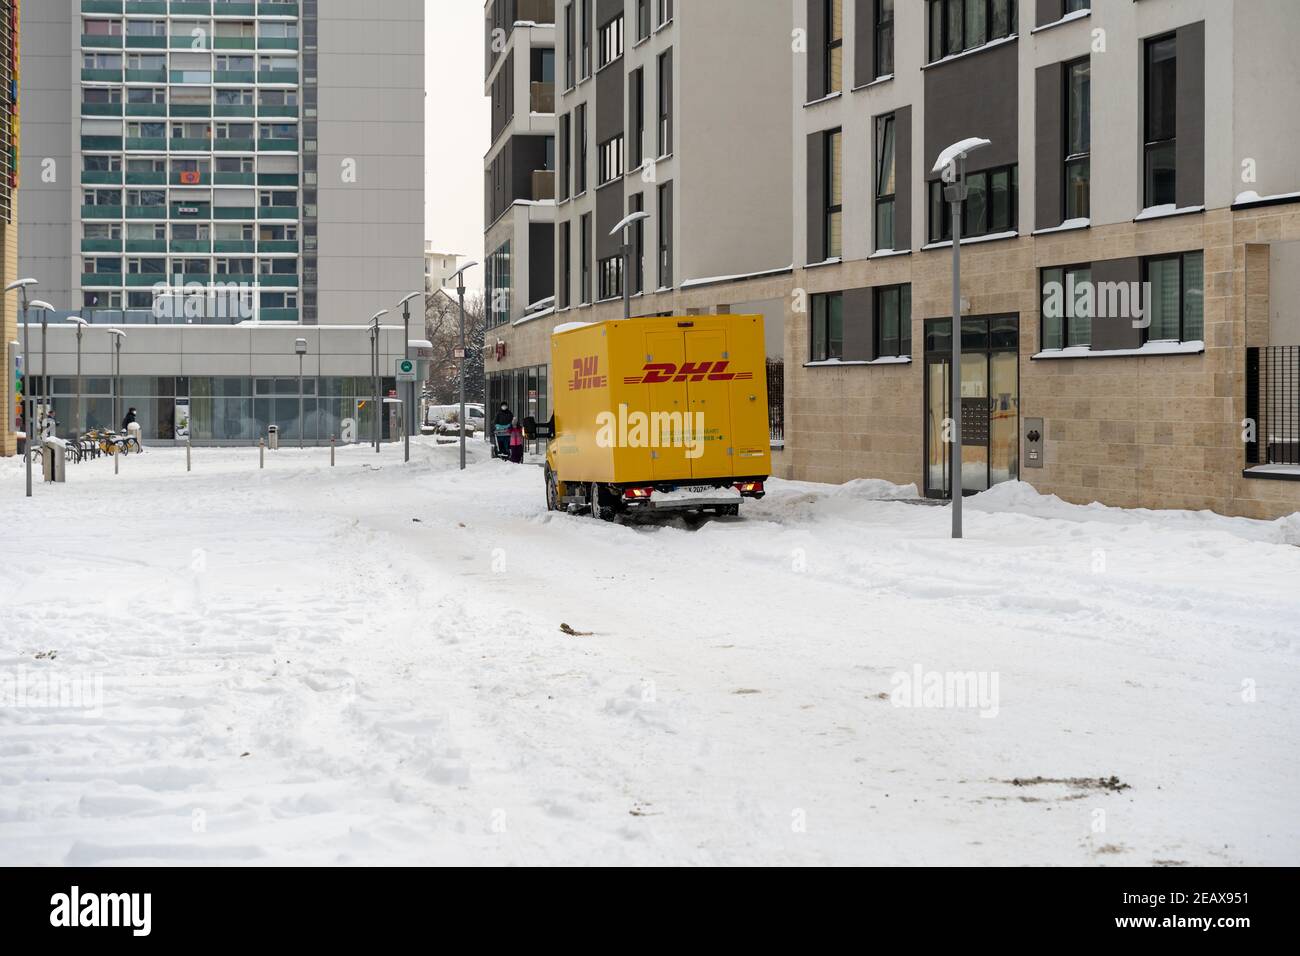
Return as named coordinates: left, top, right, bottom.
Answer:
left=1, top=0, right=17, bottom=456
left=788, top=0, right=1300, bottom=519
left=424, top=243, right=462, bottom=292
left=483, top=0, right=794, bottom=439
left=21, top=0, right=423, bottom=326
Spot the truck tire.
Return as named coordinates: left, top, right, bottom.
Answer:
left=545, top=466, right=559, bottom=512
left=589, top=482, right=617, bottom=522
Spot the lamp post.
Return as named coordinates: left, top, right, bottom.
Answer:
left=106, top=328, right=126, bottom=427
left=447, top=261, right=478, bottom=471
left=5, top=277, right=39, bottom=498
left=609, top=211, right=650, bottom=321
left=369, top=309, right=388, bottom=453
left=295, top=336, right=307, bottom=450
left=931, top=137, right=991, bottom=540
left=66, top=317, right=89, bottom=437
left=396, top=291, right=421, bottom=463
left=29, top=301, right=56, bottom=441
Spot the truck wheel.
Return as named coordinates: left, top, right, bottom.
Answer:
left=545, top=466, right=559, bottom=511
left=589, top=482, right=616, bottom=522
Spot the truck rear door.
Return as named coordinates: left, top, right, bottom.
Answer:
left=644, top=329, right=691, bottom=481
left=684, top=328, right=736, bottom=480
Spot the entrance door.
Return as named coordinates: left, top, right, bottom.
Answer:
left=923, top=316, right=1020, bottom=499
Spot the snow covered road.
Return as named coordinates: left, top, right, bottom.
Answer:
left=1, top=439, right=1298, bottom=865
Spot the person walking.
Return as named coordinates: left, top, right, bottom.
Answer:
left=492, top=402, right=513, bottom=460
left=507, top=417, right=525, bottom=463
left=122, top=406, right=143, bottom=451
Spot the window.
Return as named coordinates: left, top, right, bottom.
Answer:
left=1144, top=33, right=1177, bottom=208
left=637, top=0, right=651, bottom=40
left=487, top=240, right=512, bottom=324
left=929, top=164, right=1017, bottom=242
left=83, top=53, right=122, bottom=69
left=126, top=53, right=165, bottom=70
left=875, top=284, right=912, bottom=358
left=125, top=19, right=163, bottom=36
left=598, top=136, right=624, bottom=185
left=580, top=214, right=592, bottom=303
left=811, top=292, right=843, bottom=362
left=1064, top=57, right=1090, bottom=220
left=876, top=0, right=895, bottom=78
left=559, top=220, right=572, bottom=307
left=928, top=0, right=1015, bottom=63
left=564, top=3, right=575, bottom=88
left=657, top=51, right=673, bottom=156
left=825, top=0, right=843, bottom=95
left=599, top=16, right=623, bottom=68
left=1143, top=251, right=1203, bottom=343
left=658, top=0, right=673, bottom=27
left=84, top=19, right=124, bottom=36
left=630, top=193, right=645, bottom=295
left=630, top=68, right=645, bottom=167
left=82, top=87, right=122, bottom=105
left=581, top=0, right=592, bottom=79
left=84, top=256, right=122, bottom=274
left=599, top=256, right=623, bottom=300
left=84, top=154, right=121, bottom=172
left=824, top=128, right=843, bottom=259
left=657, top=184, right=672, bottom=287
left=1064, top=0, right=1088, bottom=12
left=559, top=113, right=571, bottom=200
left=1040, top=265, right=1092, bottom=349
left=128, top=87, right=165, bottom=104
left=575, top=104, right=588, bottom=193
left=875, top=114, right=896, bottom=250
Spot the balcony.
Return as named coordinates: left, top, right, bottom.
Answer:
left=259, top=308, right=299, bottom=322
left=82, top=205, right=124, bottom=219
left=170, top=137, right=213, bottom=151
left=257, top=239, right=297, bottom=253
left=258, top=37, right=299, bottom=51
left=125, top=68, right=167, bottom=83
left=170, top=36, right=212, bottom=51
left=82, top=68, right=123, bottom=82
left=125, top=137, right=167, bottom=151
left=257, top=69, right=299, bottom=84
left=213, top=138, right=256, bottom=152
left=82, top=273, right=124, bottom=288
left=256, top=172, right=298, bottom=186
left=81, top=238, right=124, bottom=252
left=81, top=170, right=123, bottom=185
left=170, top=203, right=213, bottom=219
left=125, top=35, right=167, bottom=49
left=125, top=273, right=169, bottom=287
left=82, top=136, right=124, bottom=151
left=213, top=171, right=256, bottom=185
left=171, top=0, right=213, bottom=13
left=125, top=102, right=167, bottom=117
left=171, top=104, right=213, bottom=118
left=125, top=171, right=167, bottom=185
left=257, top=1, right=298, bottom=16
left=257, top=206, right=298, bottom=219
left=171, top=239, right=213, bottom=253
left=214, top=37, right=256, bottom=50
left=214, top=70, right=256, bottom=84
left=81, top=34, right=123, bottom=49
left=124, top=0, right=167, bottom=11
left=214, top=239, right=256, bottom=253
left=530, top=81, right=555, bottom=114
left=170, top=172, right=211, bottom=185
left=81, top=101, right=123, bottom=117
left=257, top=273, right=299, bottom=287
left=257, top=104, right=298, bottom=119
left=82, top=0, right=124, bottom=12
left=257, top=137, right=298, bottom=152
left=212, top=1, right=256, bottom=14
left=125, top=239, right=168, bottom=253
left=215, top=103, right=257, bottom=118
left=126, top=205, right=168, bottom=219
left=170, top=70, right=214, bottom=84
left=531, top=169, right=555, bottom=201
left=213, top=206, right=256, bottom=219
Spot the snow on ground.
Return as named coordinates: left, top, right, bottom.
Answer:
left=1, top=439, right=1298, bottom=866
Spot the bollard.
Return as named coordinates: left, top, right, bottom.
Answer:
left=114, top=444, right=119, bottom=475
left=259, top=438, right=265, bottom=469
left=186, top=439, right=191, bottom=472
left=330, top=435, right=336, bottom=467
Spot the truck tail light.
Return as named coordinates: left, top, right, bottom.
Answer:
left=735, top=481, right=764, bottom=496
left=623, top=487, right=654, bottom=499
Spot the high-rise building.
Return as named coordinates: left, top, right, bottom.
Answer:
left=20, top=0, right=423, bottom=326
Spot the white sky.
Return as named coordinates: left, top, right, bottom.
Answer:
left=424, top=0, right=490, bottom=290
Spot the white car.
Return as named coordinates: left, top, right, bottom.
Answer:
left=425, top=403, right=485, bottom=435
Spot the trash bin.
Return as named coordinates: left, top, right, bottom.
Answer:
left=267, top=424, right=279, bottom=450
left=42, top=437, right=67, bottom=484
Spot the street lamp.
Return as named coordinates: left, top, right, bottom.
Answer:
left=931, top=136, right=991, bottom=540
left=368, top=309, right=388, bottom=453
left=447, top=261, right=478, bottom=471
left=106, top=328, right=126, bottom=430
left=5, top=277, right=39, bottom=498
left=29, top=301, right=56, bottom=441
left=295, top=336, right=308, bottom=450
left=396, top=290, right=422, bottom=463
left=66, top=316, right=90, bottom=437
left=610, top=211, right=650, bottom=320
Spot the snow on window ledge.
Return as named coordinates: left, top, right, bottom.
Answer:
left=868, top=247, right=911, bottom=259
left=804, top=355, right=911, bottom=368
left=922, top=34, right=1018, bottom=71
left=1029, top=9, right=1090, bottom=35
left=1134, top=204, right=1205, bottom=222
left=803, top=91, right=843, bottom=109
left=804, top=256, right=843, bottom=269
left=1232, top=189, right=1300, bottom=210
left=1032, top=340, right=1205, bottom=360
left=922, top=230, right=1018, bottom=251
left=1242, top=464, right=1300, bottom=482
left=1032, top=217, right=1090, bottom=236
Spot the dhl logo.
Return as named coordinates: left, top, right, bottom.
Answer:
left=568, top=356, right=607, bottom=391
left=623, top=361, right=754, bottom=385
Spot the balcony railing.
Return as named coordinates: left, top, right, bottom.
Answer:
left=82, top=205, right=124, bottom=219
left=171, top=239, right=214, bottom=253
left=1246, top=346, right=1300, bottom=467
left=125, top=102, right=167, bottom=117
left=258, top=138, right=299, bottom=152
left=530, top=81, right=555, bottom=114
left=125, top=171, right=167, bottom=185
left=127, top=205, right=169, bottom=219
left=125, top=0, right=168, bottom=11
left=82, top=68, right=123, bottom=82
left=125, top=239, right=168, bottom=253
left=531, top=170, right=555, bottom=201
left=125, top=68, right=167, bottom=82
left=81, top=102, right=123, bottom=117
left=257, top=273, right=299, bottom=287
left=214, top=239, right=256, bottom=253
left=213, top=138, right=257, bottom=152
left=214, top=171, right=257, bottom=185
left=215, top=103, right=257, bottom=117
left=81, top=170, right=124, bottom=185
left=82, top=273, right=124, bottom=288
left=213, top=2, right=256, bottom=15
left=257, top=206, right=298, bottom=219
left=257, top=69, right=299, bottom=84
left=81, top=238, right=124, bottom=253
left=259, top=308, right=300, bottom=322
left=82, top=0, right=124, bottom=12
left=258, top=240, right=298, bottom=253
left=256, top=172, right=298, bottom=186
left=213, top=206, right=257, bottom=219
left=214, top=37, right=256, bottom=50
left=125, top=136, right=167, bottom=150
left=81, top=34, right=123, bottom=49
left=125, top=35, right=167, bottom=49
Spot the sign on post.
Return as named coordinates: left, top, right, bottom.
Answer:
left=395, top=358, right=416, bottom=383
left=452, top=347, right=466, bottom=359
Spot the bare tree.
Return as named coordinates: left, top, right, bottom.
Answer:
left=423, top=290, right=486, bottom=404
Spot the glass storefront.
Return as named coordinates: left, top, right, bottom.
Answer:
left=485, top=364, right=549, bottom=454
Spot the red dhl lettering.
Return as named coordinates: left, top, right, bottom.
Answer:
left=568, top=355, right=607, bottom=391
left=621, top=361, right=754, bottom=385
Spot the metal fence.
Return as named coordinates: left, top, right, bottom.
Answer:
left=1246, top=346, right=1300, bottom=465
left=766, top=359, right=784, bottom=444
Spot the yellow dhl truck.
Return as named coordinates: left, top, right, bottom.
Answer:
left=537, top=315, right=771, bottom=520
